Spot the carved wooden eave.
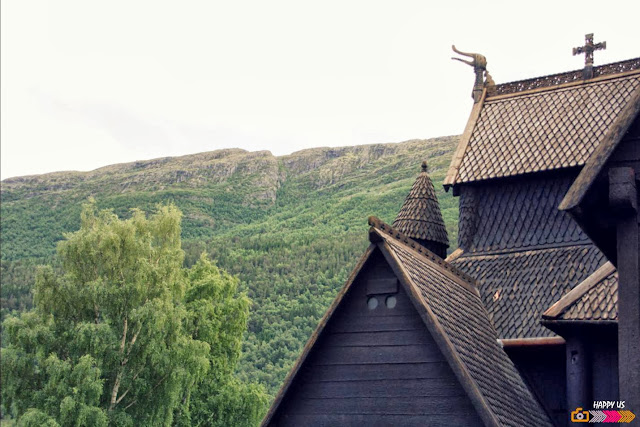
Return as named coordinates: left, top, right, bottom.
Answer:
left=443, top=89, right=487, bottom=192
left=493, top=57, right=640, bottom=96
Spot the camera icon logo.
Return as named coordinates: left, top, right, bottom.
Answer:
left=571, top=407, right=590, bottom=422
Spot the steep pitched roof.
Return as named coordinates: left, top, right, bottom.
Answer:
left=451, top=244, right=608, bottom=339
left=444, top=58, right=640, bottom=187
left=393, top=161, right=449, bottom=246
left=559, top=88, right=640, bottom=212
left=543, top=262, right=618, bottom=323
left=262, top=217, right=552, bottom=427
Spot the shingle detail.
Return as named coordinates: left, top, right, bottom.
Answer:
left=452, top=245, right=608, bottom=339
left=544, top=264, right=618, bottom=322
left=564, top=271, right=617, bottom=321
left=393, top=163, right=449, bottom=246
left=456, top=74, right=640, bottom=183
left=459, top=174, right=590, bottom=252
left=382, top=235, right=552, bottom=427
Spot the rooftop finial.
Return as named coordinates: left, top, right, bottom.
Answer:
left=452, top=45, right=493, bottom=103
left=421, top=161, right=428, bottom=172
left=573, top=33, right=606, bottom=79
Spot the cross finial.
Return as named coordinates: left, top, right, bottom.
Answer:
left=573, top=33, right=606, bottom=79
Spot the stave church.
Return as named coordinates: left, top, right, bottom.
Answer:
left=262, top=35, right=640, bottom=426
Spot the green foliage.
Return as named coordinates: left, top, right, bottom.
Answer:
left=1, top=137, right=460, bottom=408
left=1, top=202, right=266, bottom=426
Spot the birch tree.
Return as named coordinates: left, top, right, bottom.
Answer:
left=1, top=201, right=266, bottom=426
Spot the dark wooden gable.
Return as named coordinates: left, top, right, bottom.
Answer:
left=264, top=219, right=553, bottom=427
left=269, top=248, right=482, bottom=427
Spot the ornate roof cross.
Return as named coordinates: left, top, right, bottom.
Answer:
left=573, top=33, right=606, bottom=79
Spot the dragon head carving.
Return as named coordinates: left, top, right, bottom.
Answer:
left=451, top=45, right=494, bottom=102
left=451, top=45, right=487, bottom=70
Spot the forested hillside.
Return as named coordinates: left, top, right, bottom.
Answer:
left=1, top=136, right=459, bottom=396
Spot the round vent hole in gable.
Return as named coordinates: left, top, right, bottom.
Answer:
left=386, top=296, right=397, bottom=309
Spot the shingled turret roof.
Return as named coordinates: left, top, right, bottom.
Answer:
left=393, top=161, right=449, bottom=247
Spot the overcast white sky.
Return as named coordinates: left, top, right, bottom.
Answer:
left=2, top=1, right=639, bottom=179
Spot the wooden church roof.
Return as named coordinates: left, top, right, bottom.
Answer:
left=559, top=87, right=640, bottom=213
left=444, top=58, right=640, bottom=188
left=262, top=217, right=552, bottom=427
left=452, top=244, right=607, bottom=339
left=543, top=262, right=618, bottom=323
left=393, top=161, right=449, bottom=246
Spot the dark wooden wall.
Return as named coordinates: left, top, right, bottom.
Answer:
left=590, top=330, right=618, bottom=403
left=270, top=250, right=482, bottom=426
left=609, top=115, right=640, bottom=173
left=574, top=115, right=639, bottom=410
left=505, top=345, right=567, bottom=427
left=610, top=116, right=640, bottom=413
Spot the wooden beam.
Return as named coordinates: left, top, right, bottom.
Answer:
left=542, top=262, right=615, bottom=319
left=443, top=89, right=486, bottom=189
left=499, top=337, right=566, bottom=347
left=611, top=167, right=640, bottom=414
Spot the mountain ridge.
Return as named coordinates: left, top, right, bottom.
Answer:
left=2, top=137, right=455, bottom=184
left=1, top=135, right=460, bottom=395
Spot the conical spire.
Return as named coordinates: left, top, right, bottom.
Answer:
left=393, top=161, right=449, bottom=258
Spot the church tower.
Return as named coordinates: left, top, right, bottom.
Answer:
left=393, top=161, right=449, bottom=258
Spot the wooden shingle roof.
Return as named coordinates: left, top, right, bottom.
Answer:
left=452, top=245, right=608, bottom=339
left=393, top=161, right=449, bottom=246
left=445, top=59, right=640, bottom=187
left=560, top=83, right=640, bottom=213
left=543, top=262, right=618, bottom=323
left=460, top=174, right=590, bottom=254
left=262, top=217, right=552, bottom=427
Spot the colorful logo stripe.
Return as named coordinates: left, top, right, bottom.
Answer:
left=588, top=410, right=635, bottom=423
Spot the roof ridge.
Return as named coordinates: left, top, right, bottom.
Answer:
left=491, top=57, right=640, bottom=96
left=487, top=71, right=640, bottom=103
left=368, top=216, right=476, bottom=287
left=457, top=241, right=595, bottom=257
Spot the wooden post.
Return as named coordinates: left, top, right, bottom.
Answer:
left=609, top=167, right=640, bottom=412
left=566, top=335, right=590, bottom=412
